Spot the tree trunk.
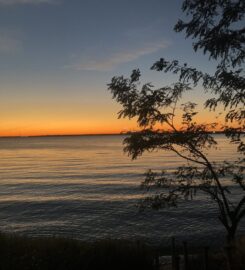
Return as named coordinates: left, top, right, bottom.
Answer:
left=227, top=219, right=238, bottom=244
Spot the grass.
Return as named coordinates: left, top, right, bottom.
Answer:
left=0, top=233, right=155, bottom=270
left=0, top=232, right=244, bottom=270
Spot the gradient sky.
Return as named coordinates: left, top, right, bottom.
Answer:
left=0, top=0, right=220, bottom=136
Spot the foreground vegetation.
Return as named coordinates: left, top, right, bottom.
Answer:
left=0, top=233, right=245, bottom=270
left=0, top=233, right=154, bottom=270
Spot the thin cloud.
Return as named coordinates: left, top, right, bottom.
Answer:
left=66, top=40, right=169, bottom=71
left=0, top=0, right=56, bottom=5
left=0, top=30, right=22, bottom=54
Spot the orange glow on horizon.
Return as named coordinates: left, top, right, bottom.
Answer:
left=0, top=118, right=140, bottom=137
left=0, top=101, right=231, bottom=137
left=0, top=119, right=227, bottom=137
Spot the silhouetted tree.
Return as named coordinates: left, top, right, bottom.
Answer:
left=108, top=0, right=244, bottom=242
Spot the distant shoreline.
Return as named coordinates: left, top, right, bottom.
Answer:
left=0, top=131, right=243, bottom=139
left=0, top=133, right=124, bottom=139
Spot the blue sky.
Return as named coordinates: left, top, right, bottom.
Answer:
left=0, top=0, right=218, bottom=136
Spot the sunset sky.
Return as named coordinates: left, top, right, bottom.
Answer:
left=0, top=0, right=220, bottom=136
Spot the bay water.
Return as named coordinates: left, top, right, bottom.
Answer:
left=0, top=134, right=244, bottom=246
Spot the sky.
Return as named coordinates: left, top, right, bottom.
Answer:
left=0, top=0, right=220, bottom=136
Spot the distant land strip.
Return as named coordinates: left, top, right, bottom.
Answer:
left=0, top=131, right=241, bottom=139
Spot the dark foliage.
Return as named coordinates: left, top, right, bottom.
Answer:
left=108, top=0, right=245, bottom=242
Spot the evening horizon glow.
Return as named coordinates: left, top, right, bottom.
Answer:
left=0, top=0, right=222, bottom=137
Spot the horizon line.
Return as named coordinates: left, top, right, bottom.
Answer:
left=0, top=130, right=231, bottom=139
left=0, top=132, right=124, bottom=139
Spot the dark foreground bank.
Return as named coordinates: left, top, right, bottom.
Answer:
left=0, top=233, right=244, bottom=270
left=0, top=233, right=154, bottom=270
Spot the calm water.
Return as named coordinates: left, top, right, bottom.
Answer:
left=0, top=135, right=244, bottom=246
